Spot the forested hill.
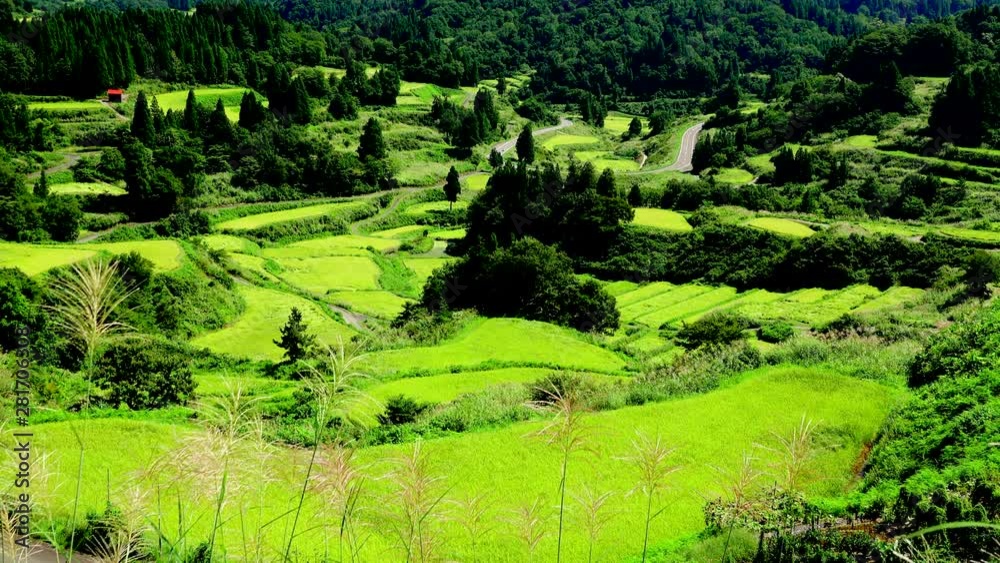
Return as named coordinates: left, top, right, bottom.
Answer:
left=4, top=0, right=1000, bottom=101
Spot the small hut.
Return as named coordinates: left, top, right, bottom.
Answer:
left=107, top=89, right=124, bottom=103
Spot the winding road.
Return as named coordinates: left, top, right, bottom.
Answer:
left=631, top=122, right=704, bottom=174
left=492, top=117, right=573, bottom=155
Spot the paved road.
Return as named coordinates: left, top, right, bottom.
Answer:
left=492, top=117, right=573, bottom=155
left=631, top=122, right=704, bottom=174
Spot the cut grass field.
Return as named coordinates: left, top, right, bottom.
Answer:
left=215, top=201, right=367, bottom=231
left=24, top=366, right=901, bottom=562
left=632, top=208, right=693, bottom=231
left=463, top=174, right=490, bottom=191
left=197, top=234, right=261, bottom=255
left=269, top=234, right=401, bottom=257
left=403, top=200, right=470, bottom=217
left=191, top=284, right=356, bottom=361
left=27, top=99, right=107, bottom=111
left=368, top=317, right=627, bottom=375
left=603, top=114, right=648, bottom=136
left=746, top=217, right=816, bottom=238
left=0, top=240, right=184, bottom=276
left=573, top=150, right=641, bottom=171
left=47, top=181, right=126, bottom=196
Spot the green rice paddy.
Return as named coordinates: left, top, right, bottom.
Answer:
left=632, top=208, right=693, bottom=231
left=215, top=201, right=367, bottom=231
left=327, top=290, right=410, bottom=318
left=191, top=284, right=356, bottom=361
left=47, top=182, right=126, bottom=196
left=746, top=217, right=816, bottom=238
left=0, top=240, right=184, bottom=275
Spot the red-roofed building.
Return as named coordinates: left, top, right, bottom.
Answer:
left=107, top=89, right=124, bottom=103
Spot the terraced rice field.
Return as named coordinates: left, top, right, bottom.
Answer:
left=191, top=284, right=355, bottom=361
left=197, top=234, right=261, bottom=255
left=367, top=317, right=627, bottom=375
left=28, top=367, right=899, bottom=562
left=617, top=282, right=924, bottom=329
left=272, top=255, right=382, bottom=293
left=603, top=114, right=648, bottom=136
left=541, top=134, right=601, bottom=149
left=0, top=240, right=185, bottom=276
left=48, top=181, right=126, bottom=196
left=327, top=290, right=409, bottom=318
left=403, top=257, right=454, bottom=284
left=215, top=201, right=368, bottom=231
left=714, top=168, right=756, bottom=184
left=403, top=200, right=469, bottom=217
left=272, top=234, right=401, bottom=257
left=632, top=208, right=693, bottom=231
left=370, top=225, right=429, bottom=239
left=366, top=368, right=617, bottom=406
left=463, top=174, right=490, bottom=191
left=153, top=87, right=264, bottom=122
left=746, top=217, right=816, bottom=238
left=28, top=99, right=107, bottom=111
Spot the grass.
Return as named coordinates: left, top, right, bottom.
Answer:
left=713, top=168, right=755, bottom=184
left=273, top=256, right=382, bottom=293
left=632, top=208, right=692, bottom=232
left=367, top=317, right=627, bottom=375
left=403, top=200, right=470, bottom=217
left=24, top=367, right=901, bottom=562
left=47, top=182, right=126, bottom=196
left=463, top=174, right=490, bottom=191
left=603, top=114, right=647, bottom=136
left=541, top=134, right=601, bottom=149
left=191, top=284, right=356, bottom=361
left=572, top=151, right=641, bottom=172
left=274, top=235, right=401, bottom=257
left=745, top=217, right=816, bottom=238
left=370, top=225, right=429, bottom=239
left=327, top=290, right=410, bottom=318
left=215, top=202, right=367, bottom=231
left=28, top=99, right=107, bottom=111
left=86, top=241, right=185, bottom=271
left=430, top=228, right=466, bottom=240
left=843, top=135, right=879, bottom=149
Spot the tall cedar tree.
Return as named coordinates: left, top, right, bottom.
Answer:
left=33, top=171, right=48, bottom=198
left=444, top=166, right=462, bottom=209
left=274, top=307, right=315, bottom=362
left=358, top=118, right=388, bottom=162
left=516, top=124, right=534, bottom=163
left=183, top=90, right=200, bottom=132
left=131, top=92, right=155, bottom=146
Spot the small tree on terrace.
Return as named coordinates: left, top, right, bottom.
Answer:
left=358, top=117, right=388, bottom=162
left=444, top=166, right=462, bottom=209
left=275, top=307, right=316, bottom=362
left=628, top=117, right=642, bottom=139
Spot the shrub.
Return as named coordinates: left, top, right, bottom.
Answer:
left=92, top=337, right=195, bottom=409
left=676, top=311, right=750, bottom=349
left=378, top=394, right=428, bottom=426
left=759, top=321, right=794, bottom=343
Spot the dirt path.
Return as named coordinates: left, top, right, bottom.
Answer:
left=100, top=100, right=128, bottom=121
left=630, top=122, right=704, bottom=174
left=25, top=543, right=97, bottom=563
left=27, top=151, right=83, bottom=180
left=492, top=117, right=573, bottom=155
left=76, top=221, right=155, bottom=244
left=349, top=188, right=421, bottom=235
left=329, top=303, right=368, bottom=331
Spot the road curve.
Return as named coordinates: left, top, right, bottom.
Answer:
left=493, top=117, right=573, bottom=155
left=631, top=122, right=704, bottom=174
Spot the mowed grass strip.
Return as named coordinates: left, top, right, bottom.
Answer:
left=746, top=217, right=816, bottom=238
left=615, top=282, right=677, bottom=308
left=632, top=208, right=692, bottom=231
left=215, top=202, right=366, bottom=231
left=368, top=317, right=626, bottom=375
left=192, top=285, right=355, bottom=361
left=22, top=367, right=899, bottom=562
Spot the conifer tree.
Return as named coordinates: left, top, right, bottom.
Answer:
left=131, top=91, right=155, bottom=145
left=274, top=307, right=315, bottom=362
left=358, top=117, right=387, bottom=162
left=628, top=117, right=642, bottom=139
left=33, top=170, right=48, bottom=198
left=444, top=166, right=461, bottom=209
left=183, top=89, right=200, bottom=132
left=516, top=124, right=535, bottom=163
